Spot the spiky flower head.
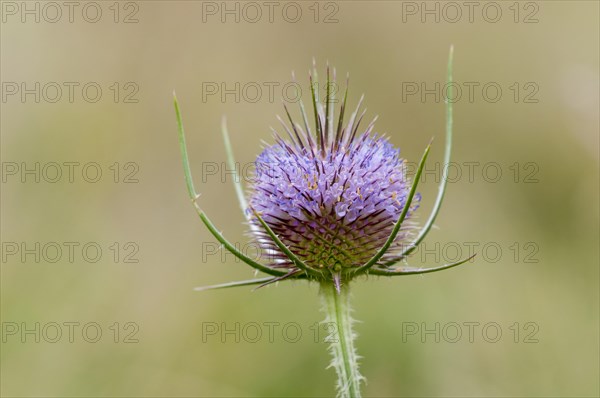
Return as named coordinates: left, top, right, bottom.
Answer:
left=248, top=67, right=420, bottom=282
left=175, top=49, right=472, bottom=294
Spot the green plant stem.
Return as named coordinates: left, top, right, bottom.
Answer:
left=320, top=282, right=362, bottom=398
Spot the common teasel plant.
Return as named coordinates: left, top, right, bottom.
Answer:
left=174, top=46, right=473, bottom=397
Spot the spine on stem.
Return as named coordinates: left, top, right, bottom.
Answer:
left=320, top=282, right=363, bottom=398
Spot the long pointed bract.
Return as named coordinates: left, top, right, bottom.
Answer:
left=174, top=92, right=197, bottom=200
left=368, top=254, right=475, bottom=276
left=174, top=94, right=287, bottom=277
left=194, top=277, right=277, bottom=291
left=221, top=117, right=248, bottom=215
left=390, top=46, right=455, bottom=264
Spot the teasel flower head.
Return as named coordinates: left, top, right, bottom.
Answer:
left=247, top=67, right=423, bottom=285
left=174, top=51, right=473, bottom=293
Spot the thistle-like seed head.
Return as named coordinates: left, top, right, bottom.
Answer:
left=178, top=48, right=469, bottom=292
left=248, top=66, right=419, bottom=278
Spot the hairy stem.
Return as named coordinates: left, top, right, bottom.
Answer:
left=320, top=282, right=363, bottom=398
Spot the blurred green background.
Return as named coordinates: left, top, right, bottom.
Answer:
left=1, top=1, right=598, bottom=396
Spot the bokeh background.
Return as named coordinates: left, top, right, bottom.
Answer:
left=1, top=1, right=598, bottom=396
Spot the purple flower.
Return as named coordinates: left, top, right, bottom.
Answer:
left=175, top=55, right=473, bottom=293
left=248, top=103, right=421, bottom=274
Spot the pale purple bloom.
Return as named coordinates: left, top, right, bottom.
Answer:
left=177, top=54, right=470, bottom=292
left=249, top=121, right=420, bottom=273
